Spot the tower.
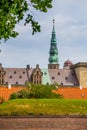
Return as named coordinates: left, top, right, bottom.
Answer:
left=72, top=62, right=87, bottom=88
left=48, top=19, right=59, bottom=69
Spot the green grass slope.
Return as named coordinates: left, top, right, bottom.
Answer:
left=0, top=99, right=87, bottom=116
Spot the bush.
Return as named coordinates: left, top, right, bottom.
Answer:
left=17, top=89, right=30, bottom=99
left=10, top=93, right=18, bottom=99
left=9, top=83, right=63, bottom=99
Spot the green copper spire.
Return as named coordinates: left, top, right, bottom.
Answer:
left=49, top=19, right=58, bottom=64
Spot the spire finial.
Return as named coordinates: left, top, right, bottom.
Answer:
left=52, top=18, right=55, bottom=32
left=53, top=18, right=55, bottom=27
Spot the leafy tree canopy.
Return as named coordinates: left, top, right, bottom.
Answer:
left=10, top=83, right=63, bottom=99
left=0, top=0, right=53, bottom=42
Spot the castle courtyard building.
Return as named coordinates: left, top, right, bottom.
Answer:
left=0, top=20, right=87, bottom=88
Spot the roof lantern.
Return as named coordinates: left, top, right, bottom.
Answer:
left=63, top=59, right=73, bottom=69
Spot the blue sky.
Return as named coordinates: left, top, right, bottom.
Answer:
left=0, top=0, right=87, bottom=68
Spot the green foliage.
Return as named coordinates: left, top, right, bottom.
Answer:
left=10, top=83, right=63, bottom=99
left=10, top=89, right=29, bottom=99
left=27, top=83, right=63, bottom=99
left=0, top=0, right=53, bottom=42
left=17, top=89, right=30, bottom=99
left=10, top=93, right=18, bottom=100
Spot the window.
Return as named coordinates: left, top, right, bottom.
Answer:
left=10, top=76, right=12, bottom=78
left=74, top=82, right=77, bottom=85
left=58, top=72, right=60, bottom=75
left=49, top=66, right=52, bottom=69
left=46, top=82, right=49, bottom=85
left=19, top=76, right=22, bottom=79
left=16, top=82, right=18, bottom=84
left=52, top=77, right=55, bottom=79
left=23, top=71, right=25, bottom=74
left=54, top=66, right=56, bottom=69
left=37, top=71, right=39, bottom=74
left=71, top=73, right=74, bottom=76
left=6, top=82, right=8, bottom=84
left=65, top=77, right=68, bottom=80
left=61, top=82, right=63, bottom=85
left=44, top=72, right=47, bottom=75
left=14, top=71, right=16, bottom=74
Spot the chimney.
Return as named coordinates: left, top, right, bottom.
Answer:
left=26, top=65, right=30, bottom=69
left=8, top=84, right=11, bottom=89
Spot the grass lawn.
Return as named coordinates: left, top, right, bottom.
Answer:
left=0, top=99, right=87, bottom=116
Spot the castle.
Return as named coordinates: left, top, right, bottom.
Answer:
left=0, top=20, right=87, bottom=89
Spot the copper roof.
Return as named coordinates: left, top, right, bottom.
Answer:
left=63, top=60, right=73, bottom=67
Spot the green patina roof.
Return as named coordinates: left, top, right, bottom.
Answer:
left=49, top=55, right=58, bottom=64
left=48, top=19, right=58, bottom=64
left=41, top=69, right=51, bottom=85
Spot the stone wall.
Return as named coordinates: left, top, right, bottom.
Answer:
left=72, top=62, right=87, bottom=88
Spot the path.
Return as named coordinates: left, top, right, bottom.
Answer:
left=0, top=117, right=87, bottom=130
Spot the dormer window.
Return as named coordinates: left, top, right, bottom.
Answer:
left=71, top=73, right=74, bottom=76
left=16, top=82, right=18, bottom=84
left=10, top=76, right=12, bottom=78
left=14, top=71, right=16, bottom=74
left=23, top=71, right=25, bottom=74
left=44, top=72, right=47, bottom=75
left=52, top=77, right=55, bottom=79
left=19, top=76, right=22, bottom=79
left=47, top=82, right=49, bottom=85
left=58, top=72, right=60, bottom=75
left=65, top=77, right=68, bottom=80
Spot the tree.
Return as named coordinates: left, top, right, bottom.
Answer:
left=0, top=0, right=53, bottom=42
left=9, top=83, right=63, bottom=99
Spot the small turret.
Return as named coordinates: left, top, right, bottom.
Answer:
left=63, top=59, right=73, bottom=69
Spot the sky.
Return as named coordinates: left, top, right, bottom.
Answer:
left=0, top=0, right=87, bottom=68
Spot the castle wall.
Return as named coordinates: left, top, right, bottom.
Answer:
left=73, top=62, right=87, bottom=88
left=0, top=86, right=24, bottom=101
left=53, top=87, right=87, bottom=99
left=1, top=86, right=87, bottom=100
